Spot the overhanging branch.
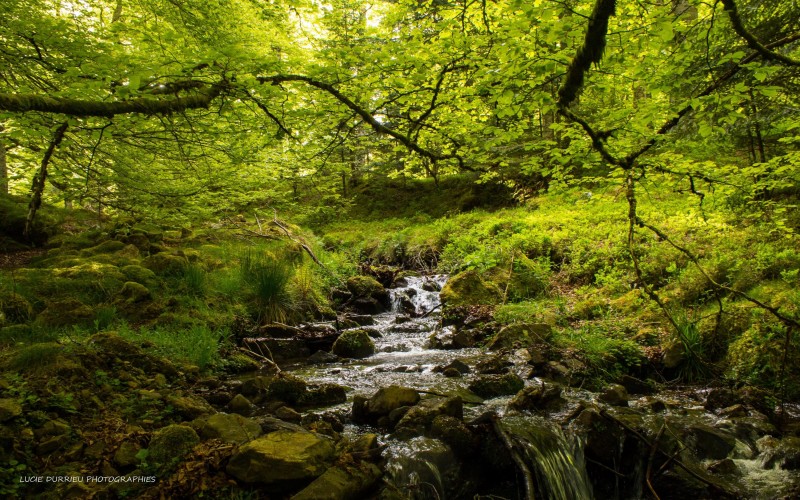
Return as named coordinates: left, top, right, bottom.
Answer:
left=721, top=0, right=800, bottom=66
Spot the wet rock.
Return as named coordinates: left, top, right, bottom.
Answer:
left=291, top=462, right=383, bottom=500
left=443, top=359, right=471, bottom=375
left=718, top=404, right=748, bottom=419
left=256, top=416, right=306, bottom=434
left=619, top=375, right=655, bottom=395
left=440, top=271, right=502, bottom=306
left=226, top=430, right=335, bottom=484
left=352, top=395, right=369, bottom=424
left=259, top=323, right=299, bottom=338
left=443, top=368, right=462, bottom=378
left=705, top=388, right=740, bottom=412
left=468, top=372, right=524, bottom=399
left=597, top=384, right=629, bottom=407
left=332, top=329, right=375, bottom=359
left=367, top=386, right=420, bottom=416
left=685, top=424, right=736, bottom=460
left=148, top=425, right=199, bottom=468
left=760, top=436, right=800, bottom=470
left=707, top=458, right=740, bottom=475
left=275, top=406, right=302, bottom=422
left=0, top=398, right=22, bottom=422
left=308, top=350, right=339, bottom=364
left=573, top=408, right=625, bottom=462
left=394, top=396, right=464, bottom=438
left=508, top=382, right=564, bottom=412
left=344, top=314, right=375, bottom=326
left=267, top=373, right=308, bottom=404
left=299, top=384, right=347, bottom=408
left=475, top=354, right=512, bottom=374
left=228, top=394, right=254, bottom=415
left=640, top=396, right=667, bottom=413
left=486, top=323, right=552, bottom=350
left=422, top=280, right=442, bottom=292
left=199, top=413, right=262, bottom=444
left=430, top=415, right=476, bottom=456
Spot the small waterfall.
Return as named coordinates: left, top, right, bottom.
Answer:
left=389, top=275, right=448, bottom=316
left=502, top=415, right=594, bottom=500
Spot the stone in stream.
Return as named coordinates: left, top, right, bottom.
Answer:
left=331, top=329, right=375, bottom=359
left=226, top=430, right=335, bottom=484
left=760, top=436, right=800, bottom=470
left=228, top=394, right=254, bottom=415
left=308, top=350, right=339, bottom=364
left=597, top=384, right=629, bottom=407
left=366, top=386, right=420, bottom=417
left=467, top=372, right=524, bottom=399
left=394, top=396, right=464, bottom=439
left=475, top=354, right=512, bottom=374
left=507, top=382, right=564, bottom=412
left=685, top=424, right=736, bottom=460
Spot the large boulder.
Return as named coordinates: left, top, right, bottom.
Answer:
left=331, top=330, right=375, bottom=359
left=439, top=271, right=502, bottom=306
left=486, top=323, right=552, bottom=350
left=508, top=382, right=564, bottom=412
left=226, top=430, right=335, bottom=484
left=198, top=413, right=262, bottom=444
left=142, top=253, right=188, bottom=276
left=685, top=424, right=736, bottom=460
left=394, top=396, right=463, bottom=438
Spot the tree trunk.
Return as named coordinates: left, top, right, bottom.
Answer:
left=24, top=122, right=68, bottom=241
left=0, top=124, right=7, bottom=195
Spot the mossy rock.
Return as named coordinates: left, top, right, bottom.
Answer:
left=0, top=292, right=33, bottom=324
left=198, top=413, right=262, bottom=444
left=142, top=253, right=188, bottom=276
left=292, top=462, right=383, bottom=500
left=124, top=233, right=151, bottom=252
left=147, top=424, right=199, bottom=468
left=346, top=276, right=386, bottom=299
left=0, top=324, right=33, bottom=343
left=225, top=430, right=335, bottom=484
left=440, top=270, right=502, bottom=306
left=266, top=374, right=308, bottom=404
left=467, top=372, right=525, bottom=399
left=80, top=240, right=126, bottom=256
left=131, top=224, right=163, bottom=242
left=35, top=299, right=94, bottom=327
left=52, top=263, right=127, bottom=299
left=118, top=282, right=151, bottom=303
left=331, top=329, right=375, bottom=359
left=121, top=265, right=159, bottom=288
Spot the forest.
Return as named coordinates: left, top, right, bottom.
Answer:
left=0, top=0, right=799, bottom=498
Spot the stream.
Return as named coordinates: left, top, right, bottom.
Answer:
left=271, top=275, right=800, bottom=499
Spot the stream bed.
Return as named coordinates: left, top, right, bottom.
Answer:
left=254, top=275, right=800, bottom=499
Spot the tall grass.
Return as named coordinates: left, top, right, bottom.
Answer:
left=239, top=250, right=294, bottom=324
left=117, top=323, right=226, bottom=370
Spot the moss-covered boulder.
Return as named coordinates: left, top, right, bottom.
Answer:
left=198, top=413, right=262, bottom=444
left=0, top=292, right=33, bottom=324
left=147, top=424, right=199, bottom=468
left=440, top=270, right=502, bottom=306
left=346, top=276, right=385, bottom=298
left=225, top=430, right=335, bottom=484
left=80, top=240, right=126, bottom=256
left=142, top=253, right=188, bottom=276
left=118, top=281, right=151, bottom=303
left=167, top=395, right=216, bottom=420
left=331, top=329, right=375, bottom=359
left=35, top=299, right=94, bottom=327
left=394, top=396, right=464, bottom=438
left=486, top=323, right=553, bottom=350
